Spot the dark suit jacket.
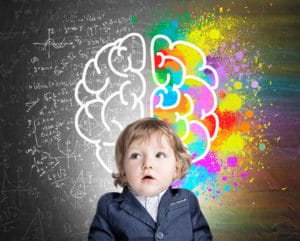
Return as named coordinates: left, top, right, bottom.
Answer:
left=88, top=187, right=212, bottom=241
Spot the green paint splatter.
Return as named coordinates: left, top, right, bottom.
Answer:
left=259, top=142, right=266, bottom=151
left=130, top=16, right=137, bottom=24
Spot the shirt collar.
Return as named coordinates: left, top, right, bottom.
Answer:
left=129, top=188, right=167, bottom=202
left=129, top=188, right=167, bottom=222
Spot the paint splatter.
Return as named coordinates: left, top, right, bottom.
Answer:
left=145, top=3, right=273, bottom=203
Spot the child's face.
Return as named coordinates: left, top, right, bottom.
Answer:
left=124, top=132, right=178, bottom=197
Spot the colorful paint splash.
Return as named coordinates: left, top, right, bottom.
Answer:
left=144, top=5, right=273, bottom=204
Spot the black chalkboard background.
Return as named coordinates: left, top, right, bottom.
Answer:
left=0, top=0, right=160, bottom=240
left=1, top=0, right=300, bottom=241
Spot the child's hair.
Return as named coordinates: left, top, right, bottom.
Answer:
left=112, top=117, right=192, bottom=187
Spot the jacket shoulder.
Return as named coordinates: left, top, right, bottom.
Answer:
left=96, top=192, right=122, bottom=212
left=170, top=188, right=200, bottom=207
left=99, top=191, right=122, bottom=202
left=171, top=188, right=196, bottom=198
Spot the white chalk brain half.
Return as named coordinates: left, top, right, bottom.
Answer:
left=74, top=33, right=146, bottom=173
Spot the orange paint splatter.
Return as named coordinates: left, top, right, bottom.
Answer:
left=246, top=110, right=254, bottom=118
left=240, top=122, right=250, bottom=133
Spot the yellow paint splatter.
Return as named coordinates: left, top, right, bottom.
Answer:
left=234, top=81, right=243, bottom=90
left=186, top=16, right=239, bottom=55
left=220, top=133, right=245, bottom=155
left=209, top=29, right=220, bottom=39
left=219, top=93, right=243, bottom=112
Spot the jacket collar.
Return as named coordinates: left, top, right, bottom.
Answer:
left=119, top=186, right=178, bottom=229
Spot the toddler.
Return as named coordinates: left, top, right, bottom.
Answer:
left=88, top=117, right=212, bottom=241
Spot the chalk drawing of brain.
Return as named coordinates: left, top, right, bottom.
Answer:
left=74, top=33, right=146, bottom=173
left=75, top=33, right=219, bottom=173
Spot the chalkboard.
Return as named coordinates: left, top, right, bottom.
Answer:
left=0, top=0, right=161, bottom=240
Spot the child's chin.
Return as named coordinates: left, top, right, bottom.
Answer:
left=140, top=187, right=163, bottom=197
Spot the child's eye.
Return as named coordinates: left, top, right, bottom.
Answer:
left=156, top=152, right=166, bottom=158
left=130, top=153, right=142, bottom=159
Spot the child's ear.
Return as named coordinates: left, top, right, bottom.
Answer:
left=120, top=170, right=127, bottom=181
left=173, top=159, right=181, bottom=180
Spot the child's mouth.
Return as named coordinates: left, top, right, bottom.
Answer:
left=142, top=175, right=154, bottom=180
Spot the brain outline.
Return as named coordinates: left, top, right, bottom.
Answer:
left=74, top=33, right=146, bottom=173
left=74, top=33, right=219, bottom=173
left=150, top=34, right=219, bottom=161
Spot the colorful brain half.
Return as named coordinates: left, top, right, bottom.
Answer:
left=150, top=35, right=219, bottom=161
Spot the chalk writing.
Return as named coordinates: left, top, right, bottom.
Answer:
left=33, top=28, right=73, bottom=59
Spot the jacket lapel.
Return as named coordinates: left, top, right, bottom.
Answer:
left=120, top=187, right=156, bottom=229
left=156, top=187, right=175, bottom=222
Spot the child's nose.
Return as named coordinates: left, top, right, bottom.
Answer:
left=142, top=157, right=153, bottom=170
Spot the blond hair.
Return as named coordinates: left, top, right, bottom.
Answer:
left=112, top=117, right=192, bottom=187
